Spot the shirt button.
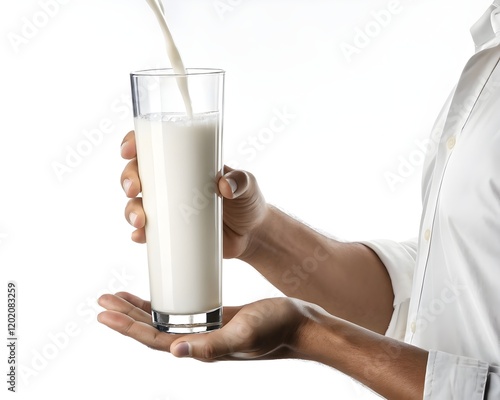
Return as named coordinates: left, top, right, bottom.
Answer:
left=424, top=229, right=431, bottom=241
left=447, top=136, right=456, bottom=150
left=410, top=321, right=417, bottom=333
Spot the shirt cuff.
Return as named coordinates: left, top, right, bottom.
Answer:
left=424, top=350, right=490, bottom=399
left=359, top=238, right=417, bottom=340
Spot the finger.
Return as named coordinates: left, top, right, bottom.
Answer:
left=97, top=310, right=176, bottom=351
left=125, top=197, right=146, bottom=243
left=131, top=228, right=146, bottom=244
left=170, top=316, right=255, bottom=360
left=218, top=169, right=252, bottom=200
left=124, top=198, right=146, bottom=229
left=166, top=306, right=240, bottom=359
left=97, top=294, right=151, bottom=325
left=121, top=131, right=137, bottom=160
left=115, top=291, right=152, bottom=314
left=121, top=158, right=142, bottom=198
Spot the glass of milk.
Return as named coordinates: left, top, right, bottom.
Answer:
left=130, top=68, right=224, bottom=333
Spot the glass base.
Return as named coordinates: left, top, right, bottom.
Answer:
left=152, top=307, right=222, bottom=334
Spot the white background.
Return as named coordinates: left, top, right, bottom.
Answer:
left=0, top=0, right=492, bottom=399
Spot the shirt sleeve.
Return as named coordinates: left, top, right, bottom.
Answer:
left=359, top=238, right=417, bottom=340
left=424, top=350, right=500, bottom=399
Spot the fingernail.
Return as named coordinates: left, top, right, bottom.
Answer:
left=226, top=178, right=237, bottom=194
left=129, top=212, right=138, bottom=227
left=123, top=178, right=132, bottom=195
left=174, top=342, right=191, bottom=357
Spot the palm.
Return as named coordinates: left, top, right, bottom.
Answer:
left=215, top=298, right=301, bottom=360
left=97, top=292, right=304, bottom=361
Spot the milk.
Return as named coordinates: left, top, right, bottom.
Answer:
left=145, top=0, right=193, bottom=117
left=134, top=112, right=222, bottom=315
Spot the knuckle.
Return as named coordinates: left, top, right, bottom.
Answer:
left=121, top=320, right=135, bottom=336
left=201, top=343, right=218, bottom=360
left=149, top=334, right=164, bottom=351
left=244, top=170, right=255, bottom=183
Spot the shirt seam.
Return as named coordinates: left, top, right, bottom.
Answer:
left=460, top=53, right=500, bottom=130
left=477, top=362, right=489, bottom=397
left=426, top=351, right=437, bottom=399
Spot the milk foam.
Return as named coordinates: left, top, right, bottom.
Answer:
left=140, top=112, right=218, bottom=125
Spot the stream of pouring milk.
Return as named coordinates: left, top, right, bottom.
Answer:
left=145, top=0, right=193, bottom=117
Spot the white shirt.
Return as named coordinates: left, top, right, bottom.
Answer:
left=363, top=2, right=500, bottom=398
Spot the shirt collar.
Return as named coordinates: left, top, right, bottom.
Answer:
left=470, top=1, right=500, bottom=51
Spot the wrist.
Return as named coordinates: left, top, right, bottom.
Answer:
left=291, top=302, right=344, bottom=359
left=277, top=298, right=326, bottom=359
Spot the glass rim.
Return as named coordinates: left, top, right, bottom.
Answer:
left=130, top=68, right=225, bottom=77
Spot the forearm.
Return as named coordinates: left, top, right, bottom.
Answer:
left=295, top=303, right=427, bottom=400
left=240, top=205, right=394, bottom=334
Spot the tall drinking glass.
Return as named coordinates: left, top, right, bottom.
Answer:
left=130, top=68, right=224, bottom=333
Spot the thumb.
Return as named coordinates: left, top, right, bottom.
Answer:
left=218, top=169, right=252, bottom=200
left=170, top=329, right=239, bottom=360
